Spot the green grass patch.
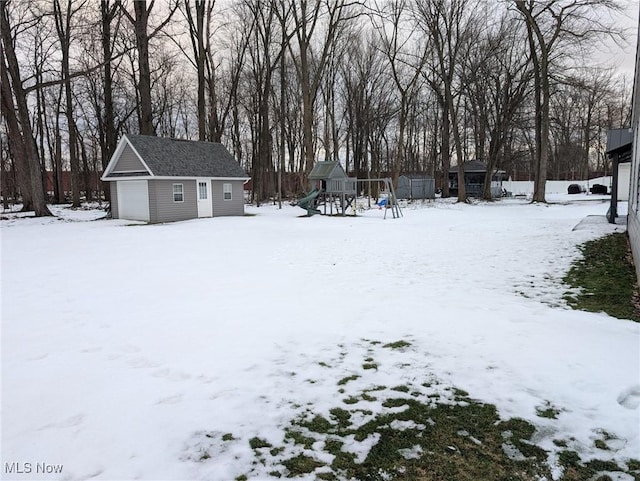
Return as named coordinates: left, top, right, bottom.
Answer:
left=383, top=340, right=412, bottom=350
left=281, top=454, right=324, bottom=475
left=564, top=232, right=640, bottom=322
left=239, top=391, right=636, bottom=480
left=536, top=402, right=561, bottom=419
left=362, top=362, right=378, bottom=370
left=337, top=375, right=359, bottom=386
left=391, top=385, right=410, bottom=393
left=249, top=437, right=272, bottom=449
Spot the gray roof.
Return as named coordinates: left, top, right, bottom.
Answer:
left=606, top=128, right=633, bottom=155
left=125, top=134, right=248, bottom=178
left=308, top=161, right=347, bottom=180
left=452, top=160, right=488, bottom=173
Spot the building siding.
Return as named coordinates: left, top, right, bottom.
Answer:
left=110, top=182, right=119, bottom=219
left=112, top=144, right=149, bottom=173
left=629, top=27, right=640, bottom=283
left=629, top=211, right=640, bottom=283
left=148, top=179, right=197, bottom=223
left=212, top=180, right=244, bottom=216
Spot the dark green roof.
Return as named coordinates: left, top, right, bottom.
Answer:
left=125, top=134, right=248, bottom=178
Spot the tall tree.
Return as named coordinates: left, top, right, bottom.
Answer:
left=53, top=0, right=88, bottom=207
left=0, top=1, right=51, bottom=216
left=119, top=0, right=178, bottom=135
left=288, top=0, right=354, bottom=178
left=101, top=0, right=121, bottom=199
left=374, top=0, right=427, bottom=188
left=514, top=0, right=622, bottom=202
left=416, top=0, right=477, bottom=202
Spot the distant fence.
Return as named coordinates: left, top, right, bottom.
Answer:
left=503, top=167, right=630, bottom=198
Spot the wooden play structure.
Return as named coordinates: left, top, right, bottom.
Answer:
left=297, top=161, right=402, bottom=219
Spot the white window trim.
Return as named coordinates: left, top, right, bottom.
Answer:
left=223, top=182, right=232, bottom=201
left=173, top=183, right=184, bottom=203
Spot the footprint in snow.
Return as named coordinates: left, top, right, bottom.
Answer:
left=617, top=385, right=640, bottom=409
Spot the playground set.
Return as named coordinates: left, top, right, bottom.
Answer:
left=296, top=161, right=402, bottom=219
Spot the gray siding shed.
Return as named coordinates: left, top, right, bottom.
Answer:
left=212, top=180, right=244, bottom=216
left=112, top=144, right=149, bottom=173
left=110, top=183, right=119, bottom=219
left=148, top=180, right=198, bottom=223
left=102, top=135, right=249, bottom=223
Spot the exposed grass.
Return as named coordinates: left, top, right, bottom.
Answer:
left=337, top=374, right=359, bottom=386
left=239, top=385, right=639, bottom=480
left=536, top=402, right=562, bottom=419
left=249, top=437, right=272, bottom=449
left=383, top=340, right=412, bottom=350
left=564, top=232, right=640, bottom=322
left=198, top=342, right=638, bottom=480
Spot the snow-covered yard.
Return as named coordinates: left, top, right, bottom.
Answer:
left=1, top=198, right=638, bottom=480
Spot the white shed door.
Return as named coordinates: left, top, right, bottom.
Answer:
left=196, top=179, right=213, bottom=217
left=117, top=180, right=150, bottom=221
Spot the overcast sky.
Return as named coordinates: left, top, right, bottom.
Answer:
left=601, top=0, right=639, bottom=77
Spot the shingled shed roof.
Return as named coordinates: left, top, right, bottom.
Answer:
left=116, top=134, right=248, bottom=178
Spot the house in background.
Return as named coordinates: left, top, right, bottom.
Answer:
left=628, top=26, right=640, bottom=283
left=448, top=160, right=506, bottom=198
left=102, top=135, right=249, bottom=223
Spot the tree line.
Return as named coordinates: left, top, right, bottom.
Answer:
left=0, top=0, right=633, bottom=216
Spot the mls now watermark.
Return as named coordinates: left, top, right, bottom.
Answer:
left=4, top=462, right=64, bottom=475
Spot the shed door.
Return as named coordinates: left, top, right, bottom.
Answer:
left=117, top=180, right=150, bottom=221
left=196, top=179, right=213, bottom=217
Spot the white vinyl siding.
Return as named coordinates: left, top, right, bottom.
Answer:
left=223, top=183, right=232, bottom=201
left=173, top=183, right=184, bottom=202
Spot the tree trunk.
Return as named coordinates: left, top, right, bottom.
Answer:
left=0, top=57, right=33, bottom=210
left=101, top=0, right=117, bottom=202
left=0, top=4, right=51, bottom=216
left=133, top=1, right=154, bottom=135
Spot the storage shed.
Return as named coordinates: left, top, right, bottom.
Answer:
left=396, top=174, right=435, bottom=200
left=101, top=134, right=249, bottom=223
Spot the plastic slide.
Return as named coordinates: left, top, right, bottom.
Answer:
left=296, top=189, right=322, bottom=216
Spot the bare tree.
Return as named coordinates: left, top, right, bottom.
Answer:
left=288, top=0, right=355, bottom=178
left=373, top=0, right=426, bottom=188
left=514, top=0, right=623, bottom=202
left=416, top=0, right=479, bottom=202
left=119, top=0, right=178, bottom=135
left=53, top=0, right=89, bottom=207
left=0, top=1, right=51, bottom=216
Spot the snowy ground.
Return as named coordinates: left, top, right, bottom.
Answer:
left=1, top=197, right=638, bottom=480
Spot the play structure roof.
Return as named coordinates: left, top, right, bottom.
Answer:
left=308, top=161, right=347, bottom=180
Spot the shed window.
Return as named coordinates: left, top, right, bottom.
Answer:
left=223, top=183, right=232, bottom=201
left=198, top=181, right=208, bottom=200
left=173, top=183, right=184, bottom=202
